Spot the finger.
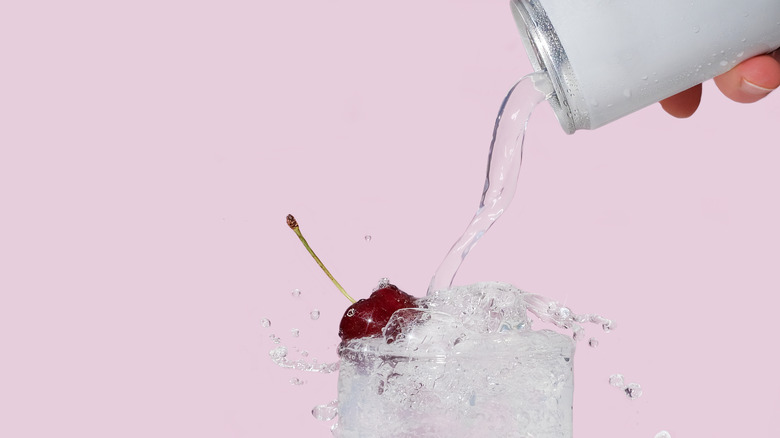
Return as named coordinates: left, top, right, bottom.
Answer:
left=713, top=54, right=780, bottom=103
left=659, top=84, right=703, bottom=118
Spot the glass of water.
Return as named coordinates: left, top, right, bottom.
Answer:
left=333, top=282, right=576, bottom=438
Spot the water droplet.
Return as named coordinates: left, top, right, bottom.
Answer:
left=557, top=306, right=571, bottom=319
left=719, top=60, right=729, bottom=67
left=737, top=51, right=744, bottom=58
left=312, top=400, right=339, bottom=421
left=364, top=235, right=372, bottom=242
left=269, top=334, right=282, bottom=344
left=692, top=25, right=700, bottom=33
left=291, top=328, right=300, bottom=337
left=655, top=431, right=671, bottom=438
left=290, top=377, right=305, bottom=386
left=377, top=277, right=390, bottom=288
left=625, top=382, right=643, bottom=399
left=346, top=308, right=355, bottom=317
left=623, top=88, right=632, bottom=98
left=588, top=337, right=599, bottom=348
left=609, top=374, right=625, bottom=388
left=741, top=37, right=747, bottom=42
left=601, top=320, right=615, bottom=332
left=300, top=350, right=309, bottom=357
left=310, top=309, right=321, bottom=320
left=588, top=98, right=599, bottom=107
left=641, top=75, right=648, bottom=81
left=291, top=288, right=302, bottom=298
left=260, top=318, right=271, bottom=328
left=269, top=346, right=288, bottom=360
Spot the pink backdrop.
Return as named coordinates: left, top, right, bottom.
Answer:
left=1, top=1, right=778, bottom=437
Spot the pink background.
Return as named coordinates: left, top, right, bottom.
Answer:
left=1, top=1, right=778, bottom=437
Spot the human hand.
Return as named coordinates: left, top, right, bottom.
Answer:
left=660, top=51, right=780, bottom=118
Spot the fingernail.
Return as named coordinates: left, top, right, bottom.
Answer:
left=741, top=79, right=775, bottom=96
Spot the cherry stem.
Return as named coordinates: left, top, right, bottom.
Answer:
left=286, top=214, right=356, bottom=304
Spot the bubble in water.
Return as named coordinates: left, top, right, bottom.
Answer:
left=312, top=400, right=339, bottom=421
left=269, top=334, right=282, bottom=344
left=291, top=288, right=301, bottom=298
left=625, top=382, right=643, bottom=399
left=609, top=374, right=625, bottom=388
left=310, top=310, right=321, bottom=320
left=601, top=320, right=615, bottom=333
left=300, top=350, right=309, bottom=357
left=260, top=318, right=271, bottom=328
left=588, top=337, right=599, bottom=348
left=291, top=328, right=300, bottom=337
left=655, top=431, right=671, bottom=438
left=290, top=377, right=305, bottom=386
left=364, top=235, right=372, bottom=242
left=377, top=277, right=390, bottom=288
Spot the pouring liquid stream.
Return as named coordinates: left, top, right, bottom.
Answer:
left=428, top=71, right=553, bottom=295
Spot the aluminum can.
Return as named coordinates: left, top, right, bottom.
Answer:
left=511, top=0, right=780, bottom=133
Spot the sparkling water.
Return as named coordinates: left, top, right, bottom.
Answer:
left=428, top=72, right=552, bottom=294
left=335, top=282, right=576, bottom=438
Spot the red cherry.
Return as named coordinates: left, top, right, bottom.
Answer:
left=338, top=284, right=417, bottom=341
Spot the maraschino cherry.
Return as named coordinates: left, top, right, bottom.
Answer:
left=287, top=214, right=418, bottom=341
left=338, top=282, right=417, bottom=340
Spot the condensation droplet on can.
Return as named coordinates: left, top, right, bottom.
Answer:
left=291, top=288, right=301, bottom=298
left=692, top=25, right=700, bottom=33
left=655, top=431, right=672, bottom=438
left=290, top=377, right=305, bottom=386
left=719, top=60, right=729, bottom=66
left=260, top=318, right=271, bottom=328
left=310, top=309, right=321, bottom=320
left=623, top=88, right=632, bottom=98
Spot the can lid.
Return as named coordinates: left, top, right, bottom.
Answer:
left=511, top=0, right=587, bottom=134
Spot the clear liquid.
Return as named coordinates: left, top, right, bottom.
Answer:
left=428, top=71, right=553, bottom=294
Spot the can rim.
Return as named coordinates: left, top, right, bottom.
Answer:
left=510, top=0, right=586, bottom=133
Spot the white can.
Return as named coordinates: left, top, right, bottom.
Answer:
left=511, top=0, right=780, bottom=133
